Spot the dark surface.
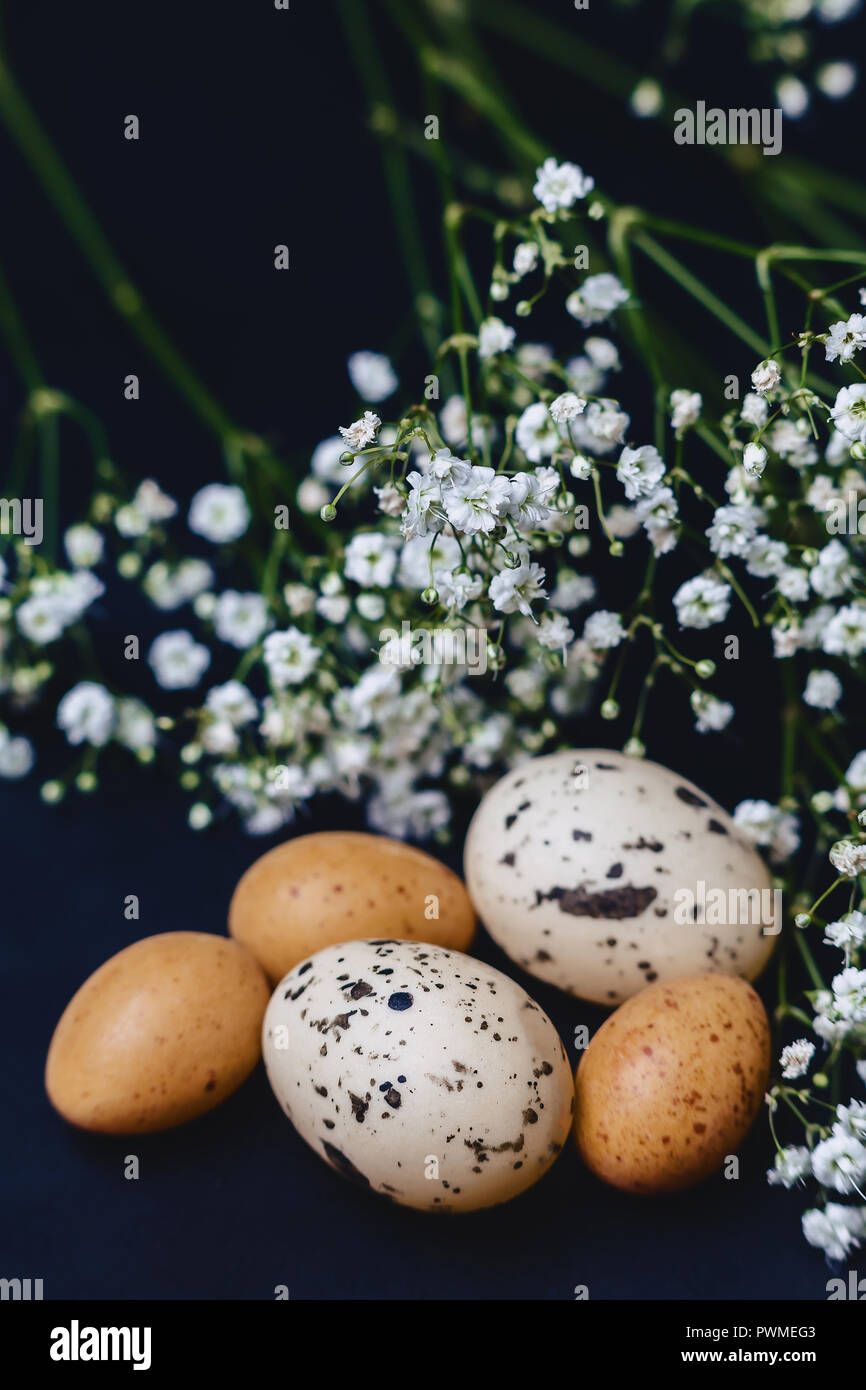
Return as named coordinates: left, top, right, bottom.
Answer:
left=0, top=772, right=827, bottom=1301
left=2, top=0, right=862, bottom=1300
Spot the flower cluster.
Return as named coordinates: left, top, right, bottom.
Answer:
left=626, top=0, right=863, bottom=119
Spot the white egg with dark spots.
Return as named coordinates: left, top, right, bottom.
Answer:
left=262, top=939, right=574, bottom=1212
left=464, top=750, right=777, bottom=1006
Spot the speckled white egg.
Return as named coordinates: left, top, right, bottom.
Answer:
left=464, top=749, right=777, bottom=1006
left=262, top=938, right=574, bottom=1212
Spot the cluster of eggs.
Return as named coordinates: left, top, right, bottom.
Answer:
left=46, top=751, right=775, bottom=1210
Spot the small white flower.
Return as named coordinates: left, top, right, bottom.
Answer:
left=263, top=627, right=320, bottom=688
left=0, top=731, right=35, bottom=778
left=143, top=558, right=214, bottom=611
left=831, top=384, right=866, bottom=443
left=805, top=668, right=843, bottom=710
left=741, top=392, right=769, bottom=427
left=401, top=471, right=444, bottom=541
left=115, top=699, right=156, bottom=751
left=532, top=156, right=594, bottom=213
left=444, top=466, right=512, bottom=535
left=347, top=351, right=398, bottom=402
left=566, top=273, right=629, bottom=327
left=583, top=609, right=625, bottom=650
left=64, top=523, right=104, bottom=569
left=549, top=391, right=586, bottom=425
left=823, top=602, right=866, bottom=658
left=373, top=483, right=405, bottom=518
left=670, top=389, right=702, bottom=432
left=569, top=454, right=593, bottom=481
left=635, top=486, right=679, bottom=555
left=743, top=442, right=768, bottom=478
left=478, top=317, right=516, bottom=359
left=837, top=1101, right=866, bottom=1141
left=513, top=242, right=538, bottom=276
left=776, top=74, right=810, bottom=119
left=825, top=912, right=866, bottom=950
left=673, top=573, right=731, bottom=629
left=733, top=798, right=800, bottom=863
left=16, top=594, right=68, bottom=645
left=802, top=1203, right=865, bottom=1261
left=811, top=538, right=855, bottom=598
left=338, top=410, right=381, bottom=453
left=832, top=965, right=866, bottom=1020
left=751, top=359, right=782, bottom=396
left=57, top=681, right=115, bottom=746
left=776, top=566, right=810, bottom=603
left=826, top=314, right=866, bottom=364
left=745, top=536, right=787, bottom=578
left=767, top=1145, right=812, bottom=1187
left=213, top=590, right=269, bottom=649
left=690, top=690, right=734, bottom=734
left=148, top=630, right=211, bottom=689
left=516, top=402, right=561, bottom=462
left=706, top=503, right=762, bottom=559
left=134, top=479, right=177, bottom=523
left=779, top=1039, right=815, bottom=1080
left=537, top=611, right=574, bottom=655
left=434, top=567, right=483, bottom=612
left=830, top=839, right=866, bottom=878
left=488, top=560, right=547, bottom=618
left=616, top=444, right=666, bottom=500
left=344, top=532, right=398, bottom=588
left=811, top=1131, right=866, bottom=1194
left=505, top=468, right=559, bottom=529
left=188, top=483, right=251, bottom=543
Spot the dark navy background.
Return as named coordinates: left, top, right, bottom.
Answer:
left=2, top=0, right=864, bottom=1300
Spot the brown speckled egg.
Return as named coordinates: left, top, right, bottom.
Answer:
left=45, top=932, right=270, bottom=1133
left=229, top=831, right=476, bottom=981
left=263, top=939, right=574, bottom=1212
left=464, top=749, right=777, bottom=1004
left=573, top=973, right=771, bottom=1193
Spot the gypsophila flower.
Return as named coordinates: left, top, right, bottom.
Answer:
left=734, top=799, right=801, bottom=862
left=831, top=384, right=866, bottom=443
left=830, top=839, right=866, bottom=878
left=0, top=730, right=35, bottom=778
left=188, top=484, right=251, bottom=543
left=566, top=273, right=629, bottom=327
left=344, top=532, right=398, bottom=588
left=743, top=442, right=768, bottom=478
left=823, top=602, right=866, bottom=658
left=57, top=682, right=115, bottom=746
left=690, top=690, right=734, bottom=734
left=741, top=392, right=769, bottom=427
left=670, top=389, right=702, bottom=432
left=213, top=591, right=269, bottom=649
left=825, top=315, right=866, bottom=364
left=751, top=359, right=782, bottom=395
left=706, top=503, right=762, bottom=558
left=537, top=611, right=574, bottom=655
left=811, top=1132, right=866, bottom=1195
left=804, top=668, right=843, bottom=710
left=802, top=1203, right=866, bottom=1261
left=148, top=630, right=211, bottom=690
left=673, top=573, right=732, bottom=629
left=583, top=609, right=626, bottom=650
left=263, top=627, right=320, bottom=689
left=64, top=524, right=104, bottom=570
left=347, top=351, right=398, bottom=402
left=115, top=699, right=156, bottom=752
left=444, top=466, right=512, bottom=535
left=780, top=1040, right=816, bottom=1080
left=339, top=411, right=381, bottom=453
left=825, top=912, right=866, bottom=951
left=516, top=403, right=561, bottom=462
left=549, top=392, right=586, bottom=425
left=532, top=156, right=594, bottom=213
left=478, top=317, right=516, bottom=359
left=488, top=560, right=548, bottom=617
left=513, top=242, right=539, bottom=276
left=767, top=1146, right=812, bottom=1187
left=837, top=1102, right=866, bottom=1141
left=616, top=444, right=666, bottom=500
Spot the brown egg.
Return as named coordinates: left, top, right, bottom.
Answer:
left=574, top=973, right=770, bottom=1194
left=46, top=932, right=270, bottom=1134
left=228, top=831, right=476, bottom=981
